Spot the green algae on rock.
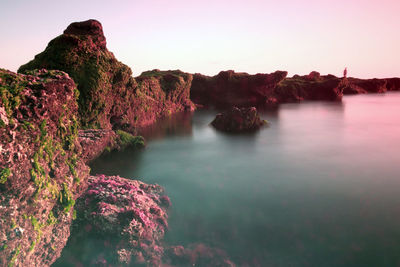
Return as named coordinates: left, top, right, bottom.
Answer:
left=0, top=68, right=89, bottom=266
left=18, top=20, right=195, bottom=131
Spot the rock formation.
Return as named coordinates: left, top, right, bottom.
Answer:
left=190, top=70, right=400, bottom=108
left=385, top=78, right=400, bottom=91
left=211, top=107, right=267, bottom=133
left=190, top=70, right=288, bottom=108
left=273, top=72, right=345, bottom=102
left=0, top=69, right=89, bottom=266
left=18, top=20, right=194, bottom=130
left=55, top=175, right=169, bottom=266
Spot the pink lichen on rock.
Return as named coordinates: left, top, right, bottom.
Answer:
left=75, top=174, right=169, bottom=265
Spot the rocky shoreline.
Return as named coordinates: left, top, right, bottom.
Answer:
left=1, top=19, right=399, bottom=266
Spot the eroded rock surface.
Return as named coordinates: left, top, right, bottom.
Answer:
left=58, top=175, right=170, bottom=266
left=211, top=107, right=266, bottom=133
left=0, top=69, right=89, bottom=266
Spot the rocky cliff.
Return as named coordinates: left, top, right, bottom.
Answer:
left=0, top=69, right=89, bottom=266
left=0, top=68, right=173, bottom=266
left=18, top=20, right=194, bottom=131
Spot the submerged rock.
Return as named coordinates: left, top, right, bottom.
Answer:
left=211, top=107, right=267, bottom=133
left=63, top=175, right=169, bottom=266
left=164, top=244, right=236, bottom=267
left=0, top=68, right=89, bottom=266
left=19, top=20, right=194, bottom=130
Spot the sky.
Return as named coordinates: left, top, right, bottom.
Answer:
left=0, top=0, right=399, bottom=78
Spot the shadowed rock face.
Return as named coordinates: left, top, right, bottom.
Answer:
left=0, top=69, right=89, bottom=266
left=386, top=78, right=400, bottom=91
left=211, top=107, right=267, bottom=133
left=191, top=70, right=400, bottom=108
left=346, top=78, right=387, bottom=94
left=191, top=70, right=288, bottom=108
left=274, top=72, right=345, bottom=102
left=18, top=20, right=194, bottom=130
left=63, top=19, right=106, bottom=49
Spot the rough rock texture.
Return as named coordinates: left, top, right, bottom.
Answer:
left=190, top=70, right=288, bottom=108
left=18, top=20, right=194, bottom=130
left=0, top=69, right=89, bottom=266
left=57, top=175, right=170, bottom=266
left=273, top=72, right=345, bottom=102
left=211, top=107, right=266, bottom=133
left=78, top=129, right=117, bottom=162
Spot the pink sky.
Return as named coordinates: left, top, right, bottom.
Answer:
left=0, top=0, right=399, bottom=78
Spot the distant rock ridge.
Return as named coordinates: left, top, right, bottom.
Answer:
left=190, top=70, right=288, bottom=108
left=190, top=70, right=400, bottom=108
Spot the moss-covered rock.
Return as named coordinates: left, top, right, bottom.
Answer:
left=0, top=68, right=89, bottom=266
left=116, top=130, right=145, bottom=150
left=19, top=20, right=194, bottom=130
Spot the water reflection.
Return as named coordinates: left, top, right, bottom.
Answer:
left=61, top=92, right=400, bottom=266
left=138, top=111, right=194, bottom=141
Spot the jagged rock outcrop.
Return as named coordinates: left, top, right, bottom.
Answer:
left=18, top=20, right=194, bottom=130
left=55, top=175, right=170, bottom=266
left=0, top=69, right=89, bottom=266
left=190, top=70, right=288, bottom=108
left=211, top=107, right=267, bottom=133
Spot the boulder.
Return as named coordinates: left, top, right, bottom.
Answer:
left=211, top=107, right=267, bottom=132
left=58, top=175, right=170, bottom=266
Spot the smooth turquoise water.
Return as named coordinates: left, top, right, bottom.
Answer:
left=89, top=93, right=400, bottom=266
